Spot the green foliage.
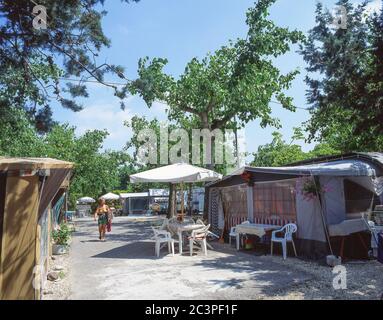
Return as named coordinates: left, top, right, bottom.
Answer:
left=128, top=0, right=304, bottom=135
left=251, top=130, right=340, bottom=167
left=0, top=0, right=139, bottom=131
left=300, top=0, right=383, bottom=152
left=52, top=223, right=72, bottom=246
left=0, top=109, right=130, bottom=208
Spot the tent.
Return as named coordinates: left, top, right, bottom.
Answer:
left=100, top=192, right=119, bottom=200
left=120, top=192, right=150, bottom=215
left=130, top=163, right=222, bottom=217
left=0, top=157, right=73, bottom=300
left=78, top=196, right=96, bottom=204
left=206, top=153, right=383, bottom=259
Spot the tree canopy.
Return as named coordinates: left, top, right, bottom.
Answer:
left=0, top=109, right=129, bottom=207
left=251, top=129, right=340, bottom=167
left=0, top=0, right=138, bottom=132
left=300, top=0, right=383, bottom=152
left=128, top=0, right=304, bottom=136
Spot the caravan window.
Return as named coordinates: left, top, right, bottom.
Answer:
left=343, top=179, right=377, bottom=214
left=253, top=180, right=297, bottom=224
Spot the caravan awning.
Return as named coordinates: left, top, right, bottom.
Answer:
left=230, top=160, right=379, bottom=177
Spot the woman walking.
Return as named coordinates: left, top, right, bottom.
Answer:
left=94, top=198, right=111, bottom=241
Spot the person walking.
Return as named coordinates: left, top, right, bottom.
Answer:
left=94, top=198, right=110, bottom=241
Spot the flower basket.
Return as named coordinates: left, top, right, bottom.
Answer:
left=297, top=177, right=330, bottom=202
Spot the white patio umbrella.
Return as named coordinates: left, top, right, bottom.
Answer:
left=130, top=163, right=222, bottom=183
left=78, top=196, right=96, bottom=204
left=100, top=192, right=120, bottom=200
left=130, top=163, right=222, bottom=217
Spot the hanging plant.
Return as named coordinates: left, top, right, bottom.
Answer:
left=241, top=171, right=252, bottom=183
left=297, top=177, right=330, bottom=202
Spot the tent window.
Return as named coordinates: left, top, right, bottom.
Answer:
left=344, top=179, right=377, bottom=213
left=253, top=180, right=297, bottom=224
left=221, top=184, right=248, bottom=230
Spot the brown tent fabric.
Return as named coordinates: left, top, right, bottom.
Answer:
left=221, top=184, right=248, bottom=231
left=0, top=175, right=39, bottom=300
left=0, top=157, right=73, bottom=171
left=0, top=172, right=7, bottom=264
left=38, top=169, right=71, bottom=219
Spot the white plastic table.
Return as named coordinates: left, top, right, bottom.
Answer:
left=168, top=222, right=205, bottom=254
left=235, top=223, right=281, bottom=250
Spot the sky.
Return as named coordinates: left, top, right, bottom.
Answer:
left=52, top=0, right=382, bottom=160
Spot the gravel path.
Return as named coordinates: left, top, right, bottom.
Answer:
left=255, top=256, right=383, bottom=300
left=42, top=253, right=71, bottom=300
left=65, top=216, right=383, bottom=300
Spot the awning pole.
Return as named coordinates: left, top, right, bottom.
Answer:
left=311, top=173, right=334, bottom=255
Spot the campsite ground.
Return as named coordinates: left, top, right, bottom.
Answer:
left=46, top=216, right=383, bottom=300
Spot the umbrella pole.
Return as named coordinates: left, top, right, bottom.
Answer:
left=181, top=182, right=185, bottom=221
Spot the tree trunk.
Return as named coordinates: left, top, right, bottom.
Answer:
left=167, top=183, right=176, bottom=218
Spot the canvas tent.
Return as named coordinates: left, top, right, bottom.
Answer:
left=101, top=192, right=120, bottom=200
left=0, top=157, right=73, bottom=300
left=206, top=153, right=383, bottom=258
left=119, top=190, right=170, bottom=215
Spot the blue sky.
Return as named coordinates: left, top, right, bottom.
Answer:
left=52, top=0, right=381, bottom=159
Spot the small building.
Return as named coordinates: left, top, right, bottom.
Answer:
left=0, top=157, right=73, bottom=300
left=120, top=189, right=170, bottom=215
left=120, top=192, right=150, bottom=215
left=206, top=153, right=383, bottom=259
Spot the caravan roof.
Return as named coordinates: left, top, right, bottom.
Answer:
left=0, top=157, right=73, bottom=171
left=120, top=192, right=149, bottom=199
left=207, top=153, right=383, bottom=189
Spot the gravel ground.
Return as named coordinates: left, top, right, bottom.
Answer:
left=253, top=256, right=383, bottom=300
left=42, top=251, right=71, bottom=300
left=44, top=216, right=383, bottom=300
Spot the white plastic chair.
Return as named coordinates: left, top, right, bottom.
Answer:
left=151, top=227, right=175, bottom=258
left=189, top=224, right=210, bottom=256
left=271, top=223, right=297, bottom=260
left=229, top=226, right=237, bottom=245
left=237, top=220, right=250, bottom=247
left=196, top=218, right=205, bottom=226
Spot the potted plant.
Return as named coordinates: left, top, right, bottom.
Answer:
left=52, top=223, right=71, bottom=255
left=297, top=177, right=330, bottom=202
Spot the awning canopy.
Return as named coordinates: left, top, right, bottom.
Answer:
left=130, top=163, right=223, bottom=184
left=227, top=159, right=379, bottom=177
left=207, top=158, right=383, bottom=195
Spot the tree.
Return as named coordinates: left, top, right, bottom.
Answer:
left=251, top=129, right=340, bottom=167
left=0, top=106, right=45, bottom=156
left=300, top=0, right=383, bottom=152
left=127, top=0, right=304, bottom=167
left=43, top=125, right=129, bottom=207
left=0, top=0, right=139, bottom=132
left=0, top=110, right=129, bottom=207
left=124, top=115, right=180, bottom=217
